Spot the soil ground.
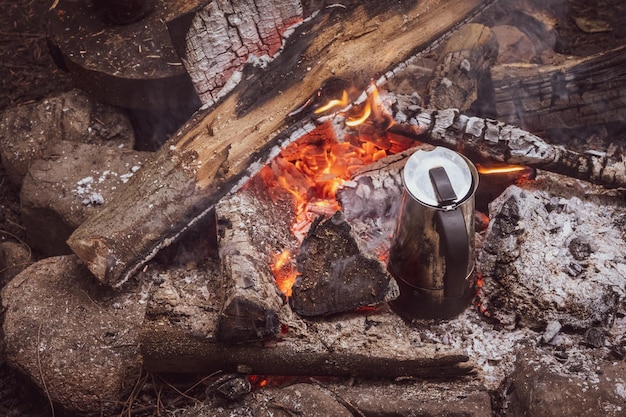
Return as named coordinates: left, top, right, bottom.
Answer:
left=1, top=0, right=625, bottom=416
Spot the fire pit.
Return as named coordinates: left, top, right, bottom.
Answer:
left=2, top=0, right=626, bottom=416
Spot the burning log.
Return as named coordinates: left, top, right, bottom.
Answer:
left=67, top=0, right=493, bottom=287
left=214, top=174, right=298, bottom=343
left=387, top=106, right=626, bottom=189
left=491, top=45, right=626, bottom=132
left=290, top=212, right=398, bottom=317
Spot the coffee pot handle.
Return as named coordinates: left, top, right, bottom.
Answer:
left=429, top=167, right=470, bottom=298
left=436, top=209, right=469, bottom=298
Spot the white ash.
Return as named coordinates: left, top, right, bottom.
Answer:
left=479, top=174, right=626, bottom=330
left=72, top=164, right=142, bottom=206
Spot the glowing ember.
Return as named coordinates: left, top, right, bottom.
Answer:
left=271, top=249, right=299, bottom=297
left=476, top=164, right=527, bottom=175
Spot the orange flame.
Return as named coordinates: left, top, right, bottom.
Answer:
left=346, top=101, right=372, bottom=127
left=267, top=85, right=397, bottom=297
left=271, top=250, right=299, bottom=297
left=476, top=164, right=527, bottom=175
left=314, top=90, right=349, bottom=114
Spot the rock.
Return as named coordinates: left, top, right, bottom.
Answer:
left=0, top=89, right=135, bottom=185
left=542, top=320, right=562, bottom=344
left=20, top=141, right=150, bottom=255
left=2, top=255, right=148, bottom=415
left=263, top=384, right=353, bottom=417
left=0, top=241, right=31, bottom=287
left=501, top=346, right=626, bottom=417
left=478, top=172, right=626, bottom=330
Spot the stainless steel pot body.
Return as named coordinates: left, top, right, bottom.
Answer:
left=388, top=147, right=479, bottom=319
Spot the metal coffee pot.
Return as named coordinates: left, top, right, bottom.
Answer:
left=388, top=146, right=478, bottom=320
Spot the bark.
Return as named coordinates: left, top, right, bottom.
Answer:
left=67, top=0, right=493, bottom=287
left=491, top=45, right=626, bottom=132
left=387, top=107, right=626, bottom=189
left=141, top=318, right=474, bottom=378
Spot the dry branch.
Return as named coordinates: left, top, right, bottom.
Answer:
left=67, top=0, right=493, bottom=287
left=141, top=319, right=474, bottom=379
left=388, top=107, right=626, bottom=188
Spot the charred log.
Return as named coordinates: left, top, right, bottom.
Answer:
left=387, top=107, right=626, bottom=189
left=214, top=175, right=298, bottom=343
left=290, top=212, right=398, bottom=317
left=491, top=45, right=626, bottom=132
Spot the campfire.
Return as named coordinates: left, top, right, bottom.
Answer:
left=4, top=0, right=626, bottom=416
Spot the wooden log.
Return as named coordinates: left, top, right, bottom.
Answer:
left=67, top=0, right=493, bottom=288
left=427, top=23, right=499, bottom=112
left=47, top=0, right=203, bottom=109
left=491, top=45, right=626, bottom=132
left=214, top=174, right=299, bottom=343
left=141, top=316, right=474, bottom=378
left=167, top=0, right=304, bottom=107
left=387, top=106, right=626, bottom=189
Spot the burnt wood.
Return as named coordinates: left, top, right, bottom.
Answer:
left=290, top=212, right=397, bottom=317
left=388, top=107, right=626, bottom=189
left=67, top=0, right=493, bottom=288
left=491, top=45, right=626, bottom=132
left=214, top=174, right=298, bottom=343
left=427, top=23, right=499, bottom=113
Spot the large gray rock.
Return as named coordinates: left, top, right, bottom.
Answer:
left=20, top=141, right=150, bottom=255
left=0, top=89, right=134, bottom=185
left=2, top=255, right=148, bottom=416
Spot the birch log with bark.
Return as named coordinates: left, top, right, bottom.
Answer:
left=491, top=45, right=626, bottom=132
left=67, top=0, right=493, bottom=287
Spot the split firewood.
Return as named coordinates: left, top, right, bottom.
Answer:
left=491, top=45, right=626, bottom=132
left=67, top=0, right=493, bottom=287
left=214, top=174, right=298, bottom=343
left=386, top=106, right=626, bottom=189
left=427, top=23, right=499, bottom=112
left=290, top=212, right=398, bottom=317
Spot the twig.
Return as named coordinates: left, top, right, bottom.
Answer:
left=36, top=323, right=55, bottom=417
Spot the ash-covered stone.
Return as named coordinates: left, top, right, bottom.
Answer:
left=479, top=172, right=626, bottom=330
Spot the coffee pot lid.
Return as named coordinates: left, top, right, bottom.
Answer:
left=403, top=147, right=474, bottom=207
